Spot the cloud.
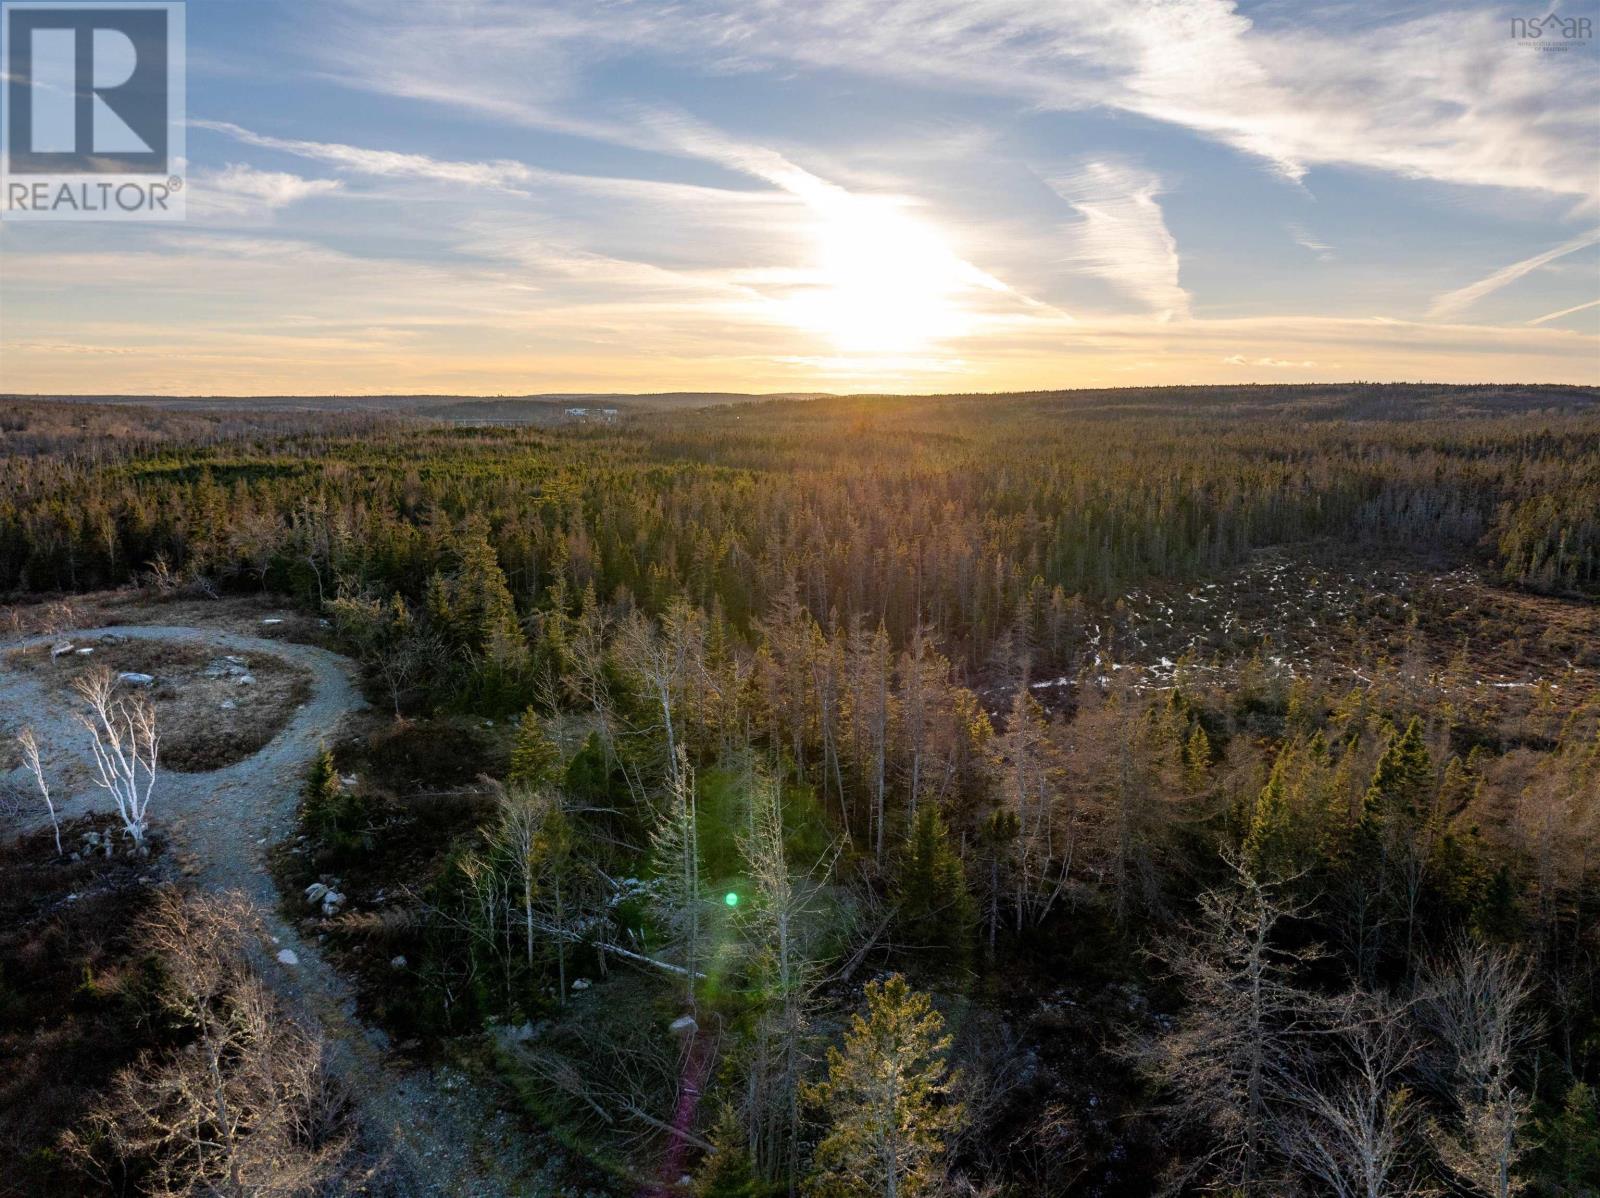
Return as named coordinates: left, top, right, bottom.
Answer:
left=1224, top=354, right=1320, bottom=368
left=1527, top=297, right=1600, bottom=327
left=1048, top=160, right=1189, bottom=320
left=309, top=2, right=1600, bottom=207
left=1429, top=227, right=1600, bottom=318
left=193, top=119, right=537, bottom=191
left=1287, top=223, right=1333, bottom=261
left=188, top=163, right=342, bottom=221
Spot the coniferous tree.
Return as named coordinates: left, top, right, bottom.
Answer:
left=1355, top=715, right=1436, bottom=970
left=508, top=707, right=562, bottom=791
left=1245, top=746, right=1296, bottom=880
left=1533, top=1082, right=1600, bottom=1196
left=302, top=744, right=350, bottom=841
left=894, top=807, right=974, bottom=962
left=1183, top=722, right=1213, bottom=794
left=804, top=974, right=962, bottom=1198
left=694, top=1105, right=765, bottom=1198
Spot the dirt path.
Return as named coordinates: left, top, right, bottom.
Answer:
left=1, top=625, right=560, bottom=1196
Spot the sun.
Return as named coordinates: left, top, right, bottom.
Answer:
left=782, top=193, right=1004, bottom=355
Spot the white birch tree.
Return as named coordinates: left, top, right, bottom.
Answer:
left=74, top=667, right=159, bottom=849
left=17, top=727, right=62, bottom=855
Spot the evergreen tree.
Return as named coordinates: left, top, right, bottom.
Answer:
left=1534, top=1082, right=1600, bottom=1196
left=1244, top=745, right=1295, bottom=879
left=976, top=808, right=1018, bottom=956
left=1363, top=715, right=1433, bottom=829
left=564, top=730, right=612, bottom=806
left=1183, top=722, right=1213, bottom=794
left=694, top=1105, right=765, bottom=1198
left=803, top=974, right=961, bottom=1198
left=894, top=807, right=974, bottom=961
left=425, top=526, right=526, bottom=664
left=302, top=744, right=349, bottom=840
left=508, top=707, right=562, bottom=790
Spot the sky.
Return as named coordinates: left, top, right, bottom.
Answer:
left=1, top=0, right=1598, bottom=395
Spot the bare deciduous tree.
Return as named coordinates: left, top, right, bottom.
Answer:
left=64, top=891, right=363, bottom=1198
left=1278, top=995, right=1428, bottom=1198
left=738, top=763, right=827, bottom=1183
left=17, top=727, right=62, bottom=855
left=1416, top=938, right=1538, bottom=1198
left=1139, top=855, right=1321, bottom=1194
left=489, top=781, right=573, bottom=1001
left=650, top=746, right=707, bottom=1003
left=74, top=666, right=159, bottom=849
left=615, top=599, right=707, bottom=794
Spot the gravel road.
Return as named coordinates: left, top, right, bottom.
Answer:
left=1, top=625, right=561, bottom=1196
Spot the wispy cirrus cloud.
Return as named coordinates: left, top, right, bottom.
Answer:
left=1527, top=297, right=1600, bottom=327
left=1429, top=228, right=1600, bottom=319
left=1288, top=223, right=1333, bottom=261
left=4, top=0, right=1593, bottom=395
left=189, top=163, right=343, bottom=222
left=1049, top=160, right=1189, bottom=320
left=308, top=1, right=1599, bottom=207
left=1224, top=354, right=1320, bottom=369
left=193, top=119, right=538, bottom=191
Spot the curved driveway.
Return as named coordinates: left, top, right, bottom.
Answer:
left=1, top=625, right=549, bottom=1196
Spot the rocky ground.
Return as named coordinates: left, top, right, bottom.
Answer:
left=0, top=620, right=576, bottom=1196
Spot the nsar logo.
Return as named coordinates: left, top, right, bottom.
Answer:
left=1510, top=12, right=1593, bottom=48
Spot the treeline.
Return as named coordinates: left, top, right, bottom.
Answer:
left=2, top=390, right=1598, bottom=671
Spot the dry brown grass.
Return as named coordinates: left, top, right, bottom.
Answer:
left=5, top=639, right=313, bottom=773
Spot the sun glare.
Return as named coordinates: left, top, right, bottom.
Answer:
left=783, top=194, right=1003, bottom=355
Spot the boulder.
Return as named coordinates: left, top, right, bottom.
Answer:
left=237, top=674, right=256, bottom=686
left=117, top=672, right=154, bottom=687
left=220, top=699, right=237, bottom=711
left=571, top=978, right=592, bottom=992
left=276, top=949, right=299, bottom=966
left=321, top=891, right=346, bottom=917
left=390, top=955, right=408, bottom=970
left=50, top=641, right=74, bottom=658
left=669, top=1014, right=698, bottom=1036
left=74, top=647, right=94, bottom=656
left=261, top=618, right=284, bottom=626
left=304, top=882, right=330, bottom=907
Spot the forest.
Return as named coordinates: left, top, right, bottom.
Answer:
left=1, top=383, right=1598, bottom=1198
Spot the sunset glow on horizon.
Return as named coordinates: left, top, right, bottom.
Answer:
left=1, top=0, right=1597, bottom=396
